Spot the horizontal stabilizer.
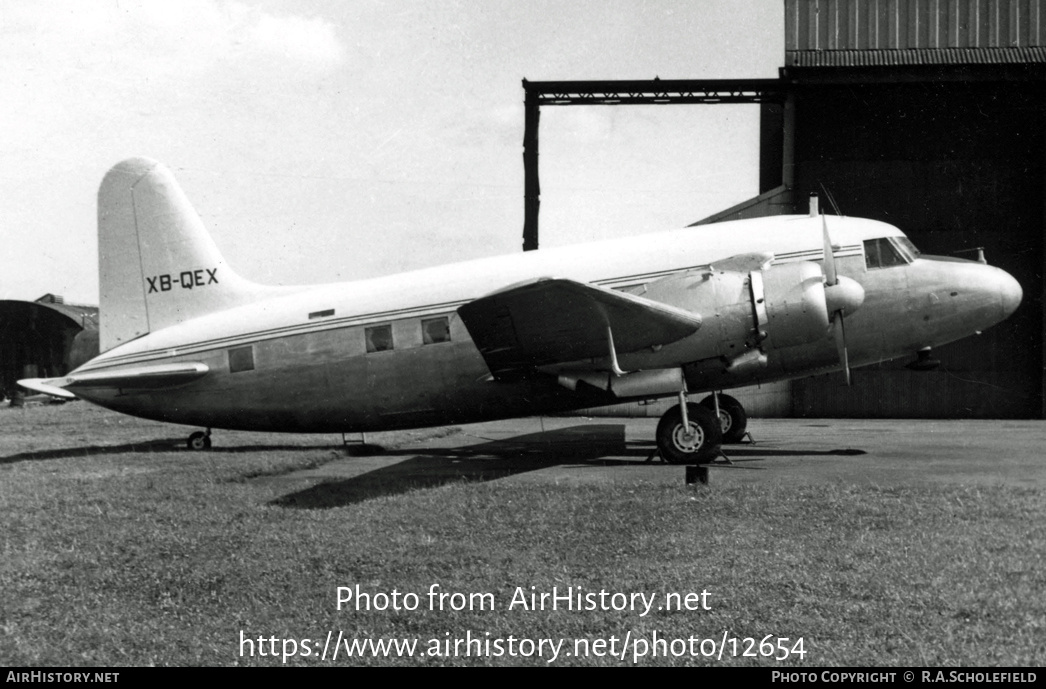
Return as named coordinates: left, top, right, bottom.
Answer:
left=19, top=362, right=209, bottom=398
left=16, top=378, right=78, bottom=399
left=457, top=278, right=701, bottom=378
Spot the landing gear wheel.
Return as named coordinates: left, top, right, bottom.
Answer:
left=656, top=402, right=722, bottom=465
left=187, top=431, right=211, bottom=451
left=700, top=393, right=748, bottom=444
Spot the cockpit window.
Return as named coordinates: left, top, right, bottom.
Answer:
left=892, top=236, right=921, bottom=262
left=864, top=237, right=910, bottom=270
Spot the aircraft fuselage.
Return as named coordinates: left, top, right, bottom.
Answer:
left=70, top=214, right=1021, bottom=433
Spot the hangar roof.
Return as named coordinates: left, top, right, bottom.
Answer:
left=24, top=295, right=98, bottom=331
left=787, top=0, right=1046, bottom=67
left=788, top=46, right=1046, bottom=67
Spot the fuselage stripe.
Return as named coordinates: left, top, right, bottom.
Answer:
left=79, top=248, right=864, bottom=372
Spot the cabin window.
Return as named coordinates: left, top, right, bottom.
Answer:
left=229, top=346, right=255, bottom=373
left=422, top=317, right=451, bottom=345
left=864, top=238, right=908, bottom=270
left=365, top=324, right=394, bottom=353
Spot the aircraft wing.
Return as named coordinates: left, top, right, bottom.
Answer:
left=457, top=278, right=701, bottom=379
left=18, top=362, right=209, bottom=398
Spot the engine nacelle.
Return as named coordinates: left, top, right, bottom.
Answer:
left=753, top=261, right=831, bottom=349
left=638, top=269, right=759, bottom=363
left=602, top=259, right=862, bottom=392
left=638, top=260, right=841, bottom=360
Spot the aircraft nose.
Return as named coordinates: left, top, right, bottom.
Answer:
left=997, top=268, right=1023, bottom=319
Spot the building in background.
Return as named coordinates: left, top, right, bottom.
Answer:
left=782, top=0, right=1042, bottom=418
left=584, top=0, right=1044, bottom=419
left=0, top=295, right=98, bottom=404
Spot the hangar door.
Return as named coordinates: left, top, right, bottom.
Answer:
left=791, top=81, right=1043, bottom=418
left=0, top=298, right=98, bottom=402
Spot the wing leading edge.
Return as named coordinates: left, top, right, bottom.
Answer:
left=457, top=278, right=701, bottom=379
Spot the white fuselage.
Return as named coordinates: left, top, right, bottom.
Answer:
left=70, top=214, right=1021, bottom=432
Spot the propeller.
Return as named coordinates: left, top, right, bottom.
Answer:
left=821, top=212, right=865, bottom=385
left=822, top=213, right=838, bottom=286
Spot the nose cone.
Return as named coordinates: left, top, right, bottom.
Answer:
left=997, top=268, right=1023, bottom=320
left=912, top=257, right=1023, bottom=344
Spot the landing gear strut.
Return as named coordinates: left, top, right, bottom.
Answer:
left=655, top=401, right=722, bottom=465
left=699, top=393, right=748, bottom=444
left=187, top=429, right=212, bottom=451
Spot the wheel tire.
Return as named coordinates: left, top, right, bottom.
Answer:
left=656, top=402, right=722, bottom=465
left=187, top=431, right=211, bottom=451
left=699, top=394, right=748, bottom=444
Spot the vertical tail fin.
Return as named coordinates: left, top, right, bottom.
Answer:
left=98, top=158, right=273, bottom=352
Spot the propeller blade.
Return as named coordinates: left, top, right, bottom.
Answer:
left=820, top=195, right=851, bottom=385
left=822, top=213, right=838, bottom=286
left=834, top=311, right=851, bottom=386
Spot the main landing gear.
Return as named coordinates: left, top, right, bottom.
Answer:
left=653, top=393, right=749, bottom=465
left=187, top=429, right=212, bottom=450
left=699, top=393, right=748, bottom=445
left=656, top=402, right=721, bottom=464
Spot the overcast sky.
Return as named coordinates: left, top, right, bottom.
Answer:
left=1, top=1, right=782, bottom=305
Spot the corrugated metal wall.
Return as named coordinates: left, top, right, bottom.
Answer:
left=786, top=0, right=1046, bottom=51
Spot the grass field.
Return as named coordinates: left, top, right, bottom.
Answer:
left=1, top=402, right=1044, bottom=666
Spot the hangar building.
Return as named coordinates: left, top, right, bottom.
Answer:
left=768, top=0, right=1043, bottom=419
left=0, top=295, right=98, bottom=404
left=529, top=0, right=1044, bottom=419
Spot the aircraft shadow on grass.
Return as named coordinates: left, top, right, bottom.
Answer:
left=721, top=447, right=867, bottom=459
left=1, top=422, right=868, bottom=501
left=273, top=424, right=652, bottom=509
left=270, top=423, right=870, bottom=509
left=1, top=439, right=330, bottom=464
left=1, top=424, right=635, bottom=468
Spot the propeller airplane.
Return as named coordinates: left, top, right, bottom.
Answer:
left=19, top=158, right=1023, bottom=463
